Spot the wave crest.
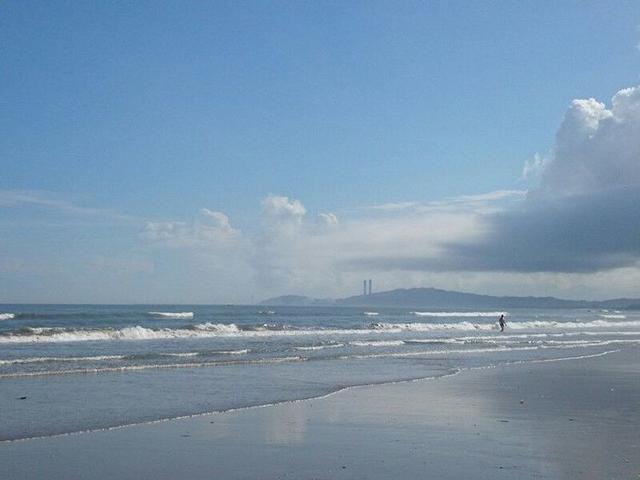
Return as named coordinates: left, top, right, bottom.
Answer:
left=148, top=312, right=194, bottom=319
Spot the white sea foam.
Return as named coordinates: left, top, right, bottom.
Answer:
left=3, top=317, right=640, bottom=344
left=411, top=311, right=506, bottom=317
left=600, top=314, right=626, bottom=319
left=0, top=349, right=252, bottom=365
left=0, top=356, right=304, bottom=378
left=0, top=313, right=15, bottom=320
left=348, top=340, right=637, bottom=360
left=375, top=319, right=640, bottom=332
left=363, top=312, right=379, bottom=316
left=403, top=338, right=465, bottom=345
left=507, top=319, right=640, bottom=330
left=148, top=312, right=194, bottom=319
left=193, top=322, right=243, bottom=334
left=0, top=355, right=125, bottom=365
left=294, top=344, right=344, bottom=351
left=373, top=321, right=497, bottom=331
left=163, top=349, right=248, bottom=357
left=0, top=325, right=244, bottom=343
left=345, top=345, right=538, bottom=360
left=350, top=340, right=405, bottom=347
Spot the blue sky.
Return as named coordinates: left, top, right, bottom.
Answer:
left=2, top=1, right=640, bottom=303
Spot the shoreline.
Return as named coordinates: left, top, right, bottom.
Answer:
left=2, top=349, right=638, bottom=480
left=0, top=348, right=621, bottom=445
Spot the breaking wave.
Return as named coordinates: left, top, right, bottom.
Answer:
left=0, top=313, right=15, bottom=320
left=370, top=321, right=497, bottom=331
left=148, top=312, right=194, bottom=319
left=2, top=318, right=640, bottom=344
left=507, top=319, right=640, bottom=330
left=373, top=319, right=640, bottom=332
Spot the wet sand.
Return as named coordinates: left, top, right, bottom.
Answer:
left=1, top=348, right=639, bottom=480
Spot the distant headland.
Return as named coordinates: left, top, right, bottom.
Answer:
left=260, top=287, right=640, bottom=310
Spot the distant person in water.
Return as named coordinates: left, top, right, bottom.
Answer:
left=498, top=314, right=506, bottom=332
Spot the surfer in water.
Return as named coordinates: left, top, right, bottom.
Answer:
left=498, top=314, right=506, bottom=332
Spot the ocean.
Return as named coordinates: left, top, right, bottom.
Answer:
left=1, top=304, right=638, bottom=442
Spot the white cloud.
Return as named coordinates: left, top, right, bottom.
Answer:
left=368, top=201, right=419, bottom=212
left=541, top=86, right=640, bottom=195
left=262, top=195, right=306, bottom=225
left=522, top=153, right=547, bottom=180
left=199, top=208, right=236, bottom=235
left=250, top=193, right=491, bottom=298
left=0, top=189, right=134, bottom=222
left=143, top=208, right=239, bottom=248
left=424, top=190, right=526, bottom=212
left=318, top=212, right=339, bottom=226
left=141, top=191, right=527, bottom=299
left=365, top=191, right=525, bottom=216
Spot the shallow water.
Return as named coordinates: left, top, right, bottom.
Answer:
left=1, top=304, right=638, bottom=441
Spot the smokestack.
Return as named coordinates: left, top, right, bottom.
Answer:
left=363, top=280, right=367, bottom=296
left=368, top=279, right=372, bottom=295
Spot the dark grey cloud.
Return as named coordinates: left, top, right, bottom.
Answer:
left=350, top=186, right=640, bottom=274
left=444, top=186, right=640, bottom=273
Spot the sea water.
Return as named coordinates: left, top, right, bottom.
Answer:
left=0, top=304, right=638, bottom=441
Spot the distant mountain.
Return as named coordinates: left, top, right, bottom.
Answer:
left=261, top=287, right=640, bottom=310
left=337, top=288, right=589, bottom=309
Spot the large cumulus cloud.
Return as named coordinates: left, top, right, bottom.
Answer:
left=542, top=88, right=640, bottom=195
left=443, top=85, right=640, bottom=273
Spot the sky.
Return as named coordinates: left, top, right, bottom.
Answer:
left=2, top=1, right=640, bottom=303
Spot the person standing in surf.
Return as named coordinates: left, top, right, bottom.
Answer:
left=498, top=314, right=506, bottom=332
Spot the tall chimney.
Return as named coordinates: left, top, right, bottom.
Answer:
left=368, top=279, right=372, bottom=295
left=363, top=280, right=367, bottom=296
